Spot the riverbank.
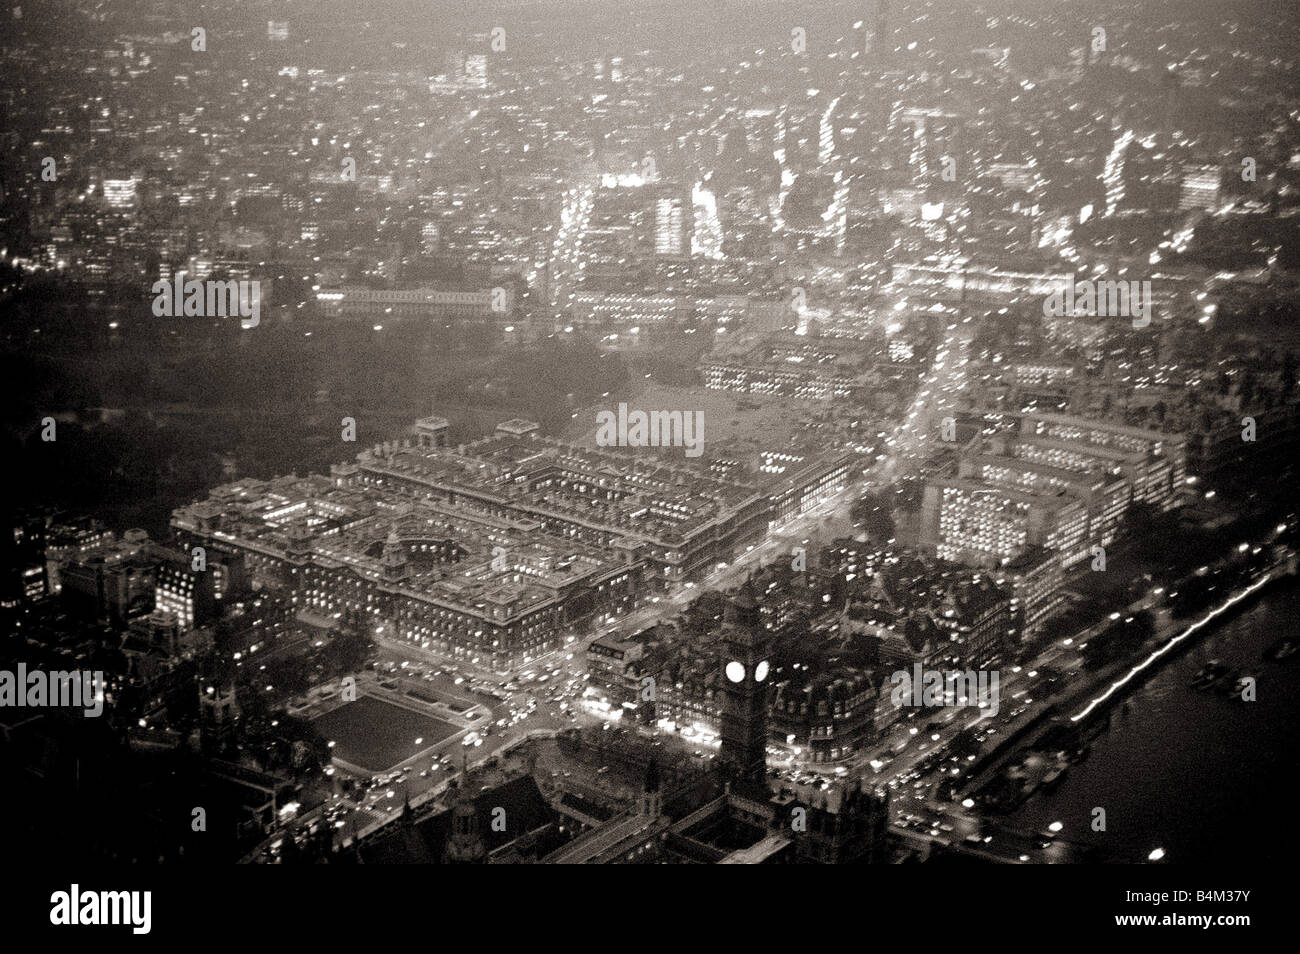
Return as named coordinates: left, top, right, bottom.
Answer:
left=1007, top=576, right=1300, bottom=863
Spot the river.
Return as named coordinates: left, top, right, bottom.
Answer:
left=1008, top=576, right=1300, bottom=864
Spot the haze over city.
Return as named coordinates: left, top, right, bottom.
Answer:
left=0, top=2, right=1294, bottom=918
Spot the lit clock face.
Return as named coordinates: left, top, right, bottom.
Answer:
left=754, top=660, right=770, bottom=683
left=725, top=661, right=746, bottom=683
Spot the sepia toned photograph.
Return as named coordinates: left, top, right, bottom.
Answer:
left=0, top=0, right=1292, bottom=929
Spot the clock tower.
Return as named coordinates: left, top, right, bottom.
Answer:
left=719, top=579, right=772, bottom=786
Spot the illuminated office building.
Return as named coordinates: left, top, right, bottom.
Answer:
left=102, top=177, right=138, bottom=209
left=654, top=189, right=690, bottom=259
left=1178, top=164, right=1221, bottom=212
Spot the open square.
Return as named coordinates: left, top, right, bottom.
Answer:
left=313, top=696, right=461, bottom=774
